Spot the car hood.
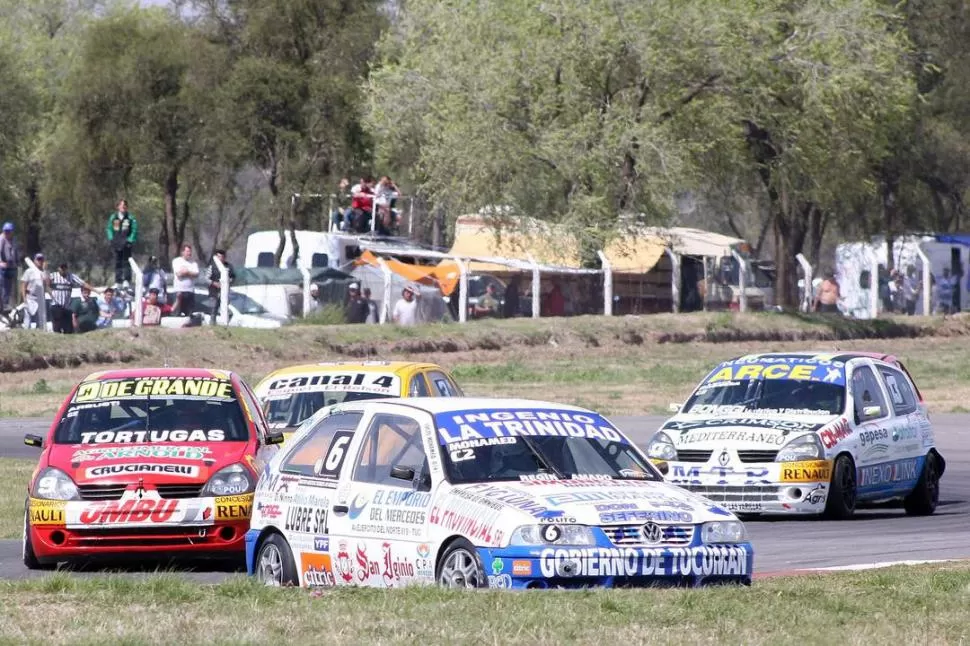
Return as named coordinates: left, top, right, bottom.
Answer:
left=449, top=479, right=738, bottom=525
left=660, top=414, right=837, bottom=450
left=49, top=442, right=250, bottom=486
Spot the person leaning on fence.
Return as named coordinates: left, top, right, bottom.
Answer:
left=21, top=253, right=50, bottom=330
left=205, top=249, right=236, bottom=325
left=171, top=244, right=200, bottom=316
left=105, top=199, right=138, bottom=287
left=97, top=287, right=125, bottom=328
left=72, top=286, right=100, bottom=333
left=0, top=222, right=19, bottom=311
left=50, top=262, right=96, bottom=334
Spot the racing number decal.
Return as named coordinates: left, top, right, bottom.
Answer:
left=885, top=375, right=904, bottom=405
left=319, top=430, right=353, bottom=478
left=450, top=448, right=474, bottom=462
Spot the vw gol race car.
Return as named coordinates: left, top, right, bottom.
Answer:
left=22, top=368, right=284, bottom=569
left=647, top=352, right=944, bottom=518
left=246, top=398, right=753, bottom=589
left=253, top=361, right=463, bottom=440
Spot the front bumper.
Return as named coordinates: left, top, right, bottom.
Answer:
left=665, top=459, right=832, bottom=515
left=27, top=494, right=253, bottom=562
left=478, top=544, right=753, bottom=589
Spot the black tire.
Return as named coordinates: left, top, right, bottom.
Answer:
left=22, top=504, right=54, bottom=570
left=824, top=454, right=857, bottom=520
left=254, top=533, right=298, bottom=586
left=904, top=453, right=940, bottom=516
left=436, top=538, right=488, bottom=589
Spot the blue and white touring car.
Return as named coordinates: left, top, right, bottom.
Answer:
left=648, top=352, right=944, bottom=518
left=246, top=398, right=753, bottom=589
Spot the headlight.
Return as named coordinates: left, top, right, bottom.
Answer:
left=32, top=467, right=80, bottom=501
left=509, top=524, right=596, bottom=546
left=701, top=521, right=747, bottom=544
left=647, top=431, right=678, bottom=461
left=775, top=434, right=823, bottom=463
left=201, top=463, right=254, bottom=497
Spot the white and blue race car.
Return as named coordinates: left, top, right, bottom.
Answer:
left=246, top=398, right=753, bottom=589
left=647, top=352, right=944, bottom=518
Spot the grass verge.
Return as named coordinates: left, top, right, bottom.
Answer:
left=0, top=563, right=968, bottom=644
left=0, top=459, right=33, bottom=539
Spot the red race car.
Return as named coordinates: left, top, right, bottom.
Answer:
left=22, top=367, right=283, bottom=569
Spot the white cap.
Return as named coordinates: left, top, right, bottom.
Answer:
left=349, top=282, right=360, bottom=291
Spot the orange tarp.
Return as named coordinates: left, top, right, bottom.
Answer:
left=355, top=250, right=460, bottom=296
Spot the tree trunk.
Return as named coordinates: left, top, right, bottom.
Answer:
left=432, top=205, right=444, bottom=248
left=24, top=181, right=41, bottom=258
left=288, top=196, right=300, bottom=267
left=162, top=166, right=179, bottom=263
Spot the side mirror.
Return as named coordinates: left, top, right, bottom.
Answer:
left=652, top=460, right=669, bottom=476
left=862, top=405, right=882, bottom=420
left=390, top=464, right=416, bottom=482
left=24, top=434, right=43, bottom=448
left=668, top=403, right=681, bottom=413
left=265, top=430, right=285, bottom=445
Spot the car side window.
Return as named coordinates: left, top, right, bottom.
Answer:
left=879, top=367, right=918, bottom=416
left=851, top=366, right=888, bottom=423
left=427, top=371, right=461, bottom=396
left=352, top=413, right=428, bottom=486
left=281, top=411, right=363, bottom=478
left=408, top=374, right=430, bottom=397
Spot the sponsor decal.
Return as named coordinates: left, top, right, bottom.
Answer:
left=353, top=490, right=429, bottom=536
left=858, top=458, right=921, bottom=489
left=71, top=446, right=211, bottom=462
left=457, top=484, right=551, bottom=519
left=83, top=463, right=200, bottom=479
left=543, top=490, right=693, bottom=511
left=74, top=377, right=234, bottom=402
left=381, top=542, right=415, bottom=586
left=598, top=510, right=693, bottom=524
left=429, top=501, right=504, bottom=546
left=722, top=501, right=763, bottom=512
left=670, top=464, right=771, bottom=484
left=284, top=505, right=328, bottom=534
left=664, top=419, right=821, bottom=433
left=256, top=502, right=282, bottom=520
left=488, top=574, right=512, bottom=588
left=77, top=499, right=185, bottom=525
left=415, top=543, right=434, bottom=578
left=537, top=546, right=750, bottom=578
left=314, top=536, right=330, bottom=552
left=819, top=419, right=852, bottom=449
left=301, top=552, right=336, bottom=587
left=594, top=503, right=638, bottom=512
left=803, top=484, right=826, bottom=505
left=28, top=499, right=65, bottom=526
left=512, top=560, right=532, bottom=576
left=215, top=494, right=254, bottom=521
left=779, top=460, right=832, bottom=483
left=79, top=429, right=226, bottom=445
left=265, top=372, right=399, bottom=396
left=436, top=409, right=626, bottom=446
left=892, top=427, right=918, bottom=442
left=348, top=494, right=369, bottom=520
left=858, top=428, right=889, bottom=447
left=689, top=405, right=834, bottom=417
left=703, top=358, right=845, bottom=385
left=335, top=541, right=354, bottom=583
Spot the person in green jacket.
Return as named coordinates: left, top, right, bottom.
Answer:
left=106, top=199, right=138, bottom=286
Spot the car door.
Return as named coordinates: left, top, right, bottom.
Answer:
left=326, top=405, right=435, bottom=588
left=271, top=409, right=363, bottom=586
left=848, top=362, right=911, bottom=499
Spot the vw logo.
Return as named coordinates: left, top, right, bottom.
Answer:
left=641, top=522, right=664, bottom=545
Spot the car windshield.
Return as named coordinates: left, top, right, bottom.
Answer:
left=435, top=408, right=660, bottom=484
left=54, top=376, right=248, bottom=444
left=264, top=391, right=388, bottom=428
left=683, top=359, right=847, bottom=416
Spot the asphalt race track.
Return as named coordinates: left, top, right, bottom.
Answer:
left=0, top=414, right=967, bottom=581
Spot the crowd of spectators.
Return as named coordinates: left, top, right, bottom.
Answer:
left=330, top=175, right=402, bottom=235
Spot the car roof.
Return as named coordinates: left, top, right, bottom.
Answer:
left=725, top=351, right=897, bottom=365
left=259, top=361, right=443, bottom=379
left=342, top=397, right=594, bottom=416
left=81, top=367, right=235, bottom=381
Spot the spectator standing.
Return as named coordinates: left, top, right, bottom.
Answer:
left=205, top=249, right=236, bottom=325
left=306, top=283, right=322, bottom=315
left=0, top=222, right=18, bottom=310
left=50, top=262, right=95, bottom=334
left=105, top=199, right=138, bottom=286
left=344, top=282, right=369, bottom=324
left=473, top=283, right=501, bottom=318
left=541, top=282, right=565, bottom=317
left=902, top=266, right=920, bottom=315
left=331, top=178, right=352, bottom=231
left=21, top=253, right=50, bottom=330
left=171, top=244, right=200, bottom=316
left=143, top=256, right=168, bottom=302
left=72, top=286, right=100, bottom=333
left=139, top=287, right=173, bottom=326
left=813, top=271, right=841, bottom=314
left=362, top=287, right=378, bottom=323
left=374, top=176, right=400, bottom=235
left=392, top=285, right=420, bottom=325
left=349, top=177, right=375, bottom=232
left=937, top=267, right=957, bottom=314
left=502, top=275, right=521, bottom=318
left=97, top=287, right=125, bottom=328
